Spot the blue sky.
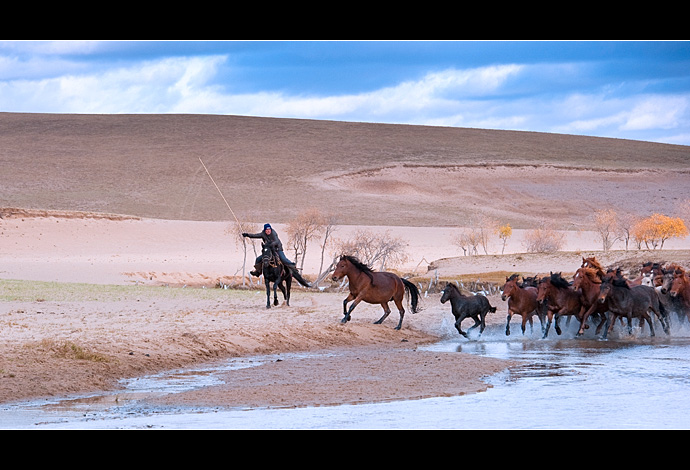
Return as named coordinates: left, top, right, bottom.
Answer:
left=1, top=40, right=689, bottom=145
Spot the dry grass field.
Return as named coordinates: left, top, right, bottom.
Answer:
left=2, top=112, right=689, bottom=228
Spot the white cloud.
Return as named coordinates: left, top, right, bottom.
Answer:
left=621, top=95, right=689, bottom=130
left=0, top=53, right=687, bottom=145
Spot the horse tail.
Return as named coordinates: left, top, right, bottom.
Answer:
left=402, top=278, right=420, bottom=313
left=291, top=268, right=312, bottom=288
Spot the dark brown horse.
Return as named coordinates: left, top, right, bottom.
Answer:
left=572, top=267, right=609, bottom=337
left=331, top=255, right=420, bottom=330
left=501, top=274, right=544, bottom=336
left=598, top=272, right=669, bottom=339
left=670, top=268, right=690, bottom=323
left=536, top=272, right=586, bottom=338
left=440, top=282, right=497, bottom=338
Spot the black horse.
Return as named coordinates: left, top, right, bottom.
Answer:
left=440, top=283, right=497, bottom=339
left=261, top=244, right=292, bottom=309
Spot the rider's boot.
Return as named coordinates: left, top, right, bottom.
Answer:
left=250, top=261, right=263, bottom=277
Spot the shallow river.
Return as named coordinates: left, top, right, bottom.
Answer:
left=4, top=324, right=690, bottom=429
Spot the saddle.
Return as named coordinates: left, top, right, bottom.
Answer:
left=262, top=244, right=282, bottom=268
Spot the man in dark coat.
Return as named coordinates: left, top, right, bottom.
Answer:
left=242, top=224, right=310, bottom=287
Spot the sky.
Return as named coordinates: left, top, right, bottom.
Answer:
left=1, top=40, right=689, bottom=146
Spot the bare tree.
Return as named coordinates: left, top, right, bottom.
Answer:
left=523, top=221, right=565, bottom=253
left=227, top=220, right=261, bottom=286
left=452, top=228, right=481, bottom=256
left=317, top=213, right=338, bottom=280
left=592, top=208, right=620, bottom=251
left=333, top=229, right=409, bottom=271
left=286, top=208, right=325, bottom=270
left=616, top=212, right=639, bottom=251
left=477, top=214, right=499, bottom=255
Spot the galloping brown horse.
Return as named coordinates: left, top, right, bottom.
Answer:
left=537, top=272, right=586, bottom=338
left=331, top=255, right=420, bottom=330
left=501, top=274, right=544, bottom=336
left=581, top=256, right=606, bottom=279
left=670, top=268, right=690, bottom=323
left=572, top=267, right=609, bottom=337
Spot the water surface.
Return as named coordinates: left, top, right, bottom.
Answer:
left=4, top=325, right=690, bottom=429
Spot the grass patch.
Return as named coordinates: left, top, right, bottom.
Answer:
left=36, top=339, right=112, bottom=363
left=0, top=279, right=256, bottom=303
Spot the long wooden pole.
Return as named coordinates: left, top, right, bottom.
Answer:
left=198, top=157, right=241, bottom=226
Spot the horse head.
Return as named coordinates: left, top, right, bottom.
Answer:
left=641, top=272, right=655, bottom=287
left=536, top=275, right=552, bottom=304
left=501, top=274, right=520, bottom=301
left=598, top=276, right=613, bottom=303
left=670, top=270, right=689, bottom=298
left=440, top=282, right=462, bottom=304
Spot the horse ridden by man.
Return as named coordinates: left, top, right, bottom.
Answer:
left=243, top=224, right=311, bottom=308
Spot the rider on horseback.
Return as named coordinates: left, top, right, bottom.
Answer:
left=242, top=224, right=311, bottom=287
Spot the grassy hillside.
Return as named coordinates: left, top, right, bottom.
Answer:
left=1, top=113, right=688, bottom=226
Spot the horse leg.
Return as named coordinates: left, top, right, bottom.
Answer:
left=467, top=314, right=482, bottom=335
left=344, top=300, right=361, bottom=323
left=284, top=277, right=292, bottom=306
left=554, top=314, right=562, bottom=335
left=520, top=314, right=529, bottom=335
left=265, top=280, right=272, bottom=309
left=390, top=297, right=406, bottom=330
left=626, top=313, right=632, bottom=335
left=595, top=313, right=608, bottom=336
left=273, top=281, right=281, bottom=306
left=578, top=305, right=595, bottom=337
left=375, top=302, right=392, bottom=325
left=542, top=311, right=554, bottom=339
left=341, top=294, right=356, bottom=323
left=478, top=312, right=487, bottom=336
left=505, top=311, right=513, bottom=336
left=604, top=313, right=617, bottom=339
left=455, top=315, right=468, bottom=338
left=645, top=311, right=656, bottom=336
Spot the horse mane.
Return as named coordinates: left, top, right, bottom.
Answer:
left=602, top=271, right=630, bottom=288
left=582, top=256, right=603, bottom=270
left=444, top=282, right=465, bottom=296
left=549, top=272, right=571, bottom=289
left=577, top=267, right=602, bottom=284
left=507, top=273, right=520, bottom=281
left=340, top=255, right=373, bottom=274
left=339, top=254, right=375, bottom=284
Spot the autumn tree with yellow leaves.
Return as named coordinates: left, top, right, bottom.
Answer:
left=631, top=213, right=688, bottom=250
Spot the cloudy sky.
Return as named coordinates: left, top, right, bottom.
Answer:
left=1, top=40, right=689, bottom=145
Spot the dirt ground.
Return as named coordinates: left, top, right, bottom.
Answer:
left=1, top=113, right=689, bottom=413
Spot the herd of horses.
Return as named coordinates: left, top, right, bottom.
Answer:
left=495, top=257, right=690, bottom=340
left=260, top=244, right=690, bottom=341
